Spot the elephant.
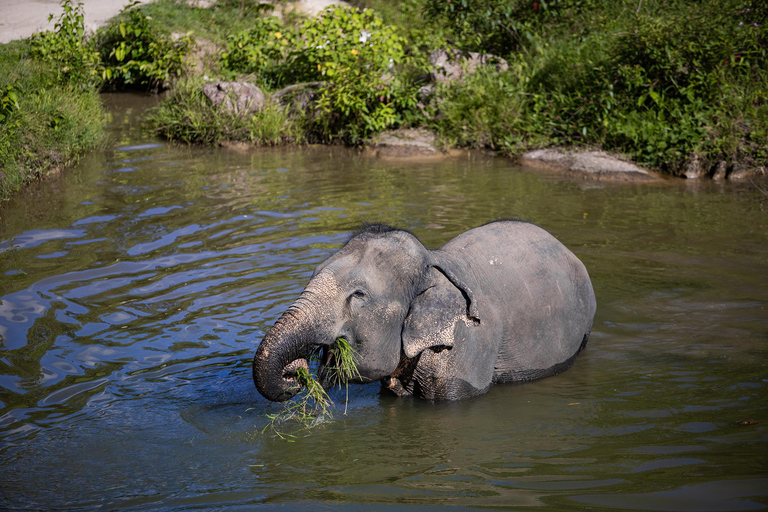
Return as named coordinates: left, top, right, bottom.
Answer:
left=252, top=220, right=596, bottom=401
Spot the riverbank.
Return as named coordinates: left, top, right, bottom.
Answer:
left=145, top=0, right=766, bottom=181
left=1, top=0, right=766, bottom=200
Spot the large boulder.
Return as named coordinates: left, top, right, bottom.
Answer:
left=729, top=163, right=767, bottom=180
left=366, top=128, right=443, bottom=159
left=203, top=82, right=266, bottom=114
left=429, top=49, right=509, bottom=83
left=682, top=153, right=707, bottom=179
left=521, top=148, right=659, bottom=181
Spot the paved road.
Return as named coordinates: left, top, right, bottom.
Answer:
left=0, top=0, right=349, bottom=45
left=0, top=0, right=155, bottom=44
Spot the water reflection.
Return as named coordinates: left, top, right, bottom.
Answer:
left=0, top=94, right=767, bottom=510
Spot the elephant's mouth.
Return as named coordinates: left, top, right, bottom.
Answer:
left=280, top=344, right=335, bottom=389
left=281, top=357, right=309, bottom=383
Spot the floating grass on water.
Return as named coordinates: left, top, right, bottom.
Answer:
left=261, top=338, right=359, bottom=437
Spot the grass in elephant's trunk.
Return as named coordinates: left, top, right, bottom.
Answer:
left=261, top=338, right=359, bottom=438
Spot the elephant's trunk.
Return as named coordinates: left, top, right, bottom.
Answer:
left=253, top=284, right=335, bottom=402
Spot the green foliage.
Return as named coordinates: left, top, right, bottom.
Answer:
left=29, top=0, right=102, bottom=88
left=220, top=6, right=417, bottom=141
left=0, top=83, right=20, bottom=124
left=0, top=81, right=105, bottom=198
left=144, top=78, right=303, bottom=145
left=223, top=6, right=407, bottom=85
left=422, top=0, right=607, bottom=55
left=288, top=6, right=406, bottom=83
left=310, top=71, right=419, bottom=143
left=96, top=1, right=194, bottom=90
left=221, top=16, right=293, bottom=84
left=427, top=0, right=768, bottom=174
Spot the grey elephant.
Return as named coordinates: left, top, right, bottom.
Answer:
left=253, top=220, right=596, bottom=401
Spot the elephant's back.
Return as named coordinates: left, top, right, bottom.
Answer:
left=441, top=220, right=596, bottom=381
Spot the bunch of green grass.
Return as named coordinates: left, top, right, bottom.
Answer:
left=0, top=41, right=106, bottom=199
left=145, top=78, right=304, bottom=146
left=262, top=338, right=359, bottom=438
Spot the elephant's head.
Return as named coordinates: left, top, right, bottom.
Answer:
left=252, top=225, right=479, bottom=402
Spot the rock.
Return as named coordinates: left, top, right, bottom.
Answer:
left=203, top=82, right=265, bottom=114
left=712, top=160, right=728, bottom=180
left=186, top=0, right=217, bottom=7
left=521, top=148, right=659, bottom=181
left=366, top=129, right=442, bottom=159
left=683, top=153, right=707, bottom=179
left=185, top=38, right=220, bottom=77
left=272, top=81, right=324, bottom=110
left=729, top=162, right=767, bottom=180
left=429, top=49, right=509, bottom=84
left=417, top=85, right=435, bottom=103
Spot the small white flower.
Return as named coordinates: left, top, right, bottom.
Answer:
left=359, top=30, right=371, bottom=44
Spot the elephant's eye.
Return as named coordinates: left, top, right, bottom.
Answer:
left=348, top=290, right=366, bottom=302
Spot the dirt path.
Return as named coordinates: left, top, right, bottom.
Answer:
left=0, top=0, right=154, bottom=44
left=0, top=0, right=349, bottom=44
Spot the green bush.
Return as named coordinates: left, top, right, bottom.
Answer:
left=223, top=6, right=407, bottom=86
left=0, top=81, right=105, bottom=197
left=220, top=6, right=417, bottom=142
left=221, top=16, right=293, bottom=84
left=96, top=1, right=194, bottom=90
left=29, top=0, right=102, bottom=89
left=422, top=0, right=607, bottom=56
left=427, top=0, right=767, bottom=173
left=287, top=6, right=406, bottom=83
left=144, top=78, right=303, bottom=145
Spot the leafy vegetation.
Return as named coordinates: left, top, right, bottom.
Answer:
left=144, top=78, right=304, bottom=145
left=96, top=1, right=193, bottom=90
left=418, top=0, right=768, bottom=174
left=219, top=6, right=415, bottom=141
left=1, top=21, right=105, bottom=199
left=0, top=0, right=199, bottom=198
left=28, top=0, right=102, bottom=89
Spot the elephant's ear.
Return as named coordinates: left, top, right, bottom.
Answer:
left=429, top=251, right=480, bottom=323
left=402, top=266, right=473, bottom=359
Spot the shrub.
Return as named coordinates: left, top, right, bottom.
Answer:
left=96, top=1, right=194, bottom=90
left=223, top=7, right=407, bottom=86
left=29, top=0, right=102, bottom=89
left=144, top=78, right=303, bottom=145
left=0, top=82, right=105, bottom=197
left=221, top=16, right=294, bottom=85
left=421, top=0, right=608, bottom=56
left=287, top=6, right=406, bottom=83
left=220, top=6, right=417, bottom=142
left=429, top=0, right=767, bottom=173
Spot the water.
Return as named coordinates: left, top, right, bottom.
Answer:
left=1, top=94, right=767, bottom=511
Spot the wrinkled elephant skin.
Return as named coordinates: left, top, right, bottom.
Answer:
left=252, top=221, right=596, bottom=401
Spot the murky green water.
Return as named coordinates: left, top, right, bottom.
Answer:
left=1, top=94, right=767, bottom=511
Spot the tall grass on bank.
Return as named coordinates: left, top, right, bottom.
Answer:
left=0, top=41, right=105, bottom=199
left=144, top=78, right=304, bottom=145
left=368, top=0, right=768, bottom=175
